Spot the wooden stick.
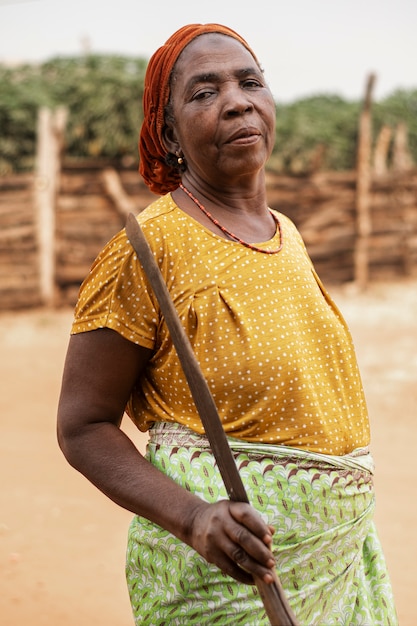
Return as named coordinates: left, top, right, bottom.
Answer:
left=125, top=213, right=299, bottom=626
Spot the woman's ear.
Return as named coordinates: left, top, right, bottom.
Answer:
left=162, top=123, right=180, bottom=156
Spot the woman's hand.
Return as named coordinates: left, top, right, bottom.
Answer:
left=188, top=500, right=275, bottom=585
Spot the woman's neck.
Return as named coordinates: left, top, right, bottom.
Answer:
left=179, top=171, right=268, bottom=213
left=172, top=177, right=276, bottom=244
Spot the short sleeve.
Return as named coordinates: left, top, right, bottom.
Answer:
left=71, top=227, right=159, bottom=349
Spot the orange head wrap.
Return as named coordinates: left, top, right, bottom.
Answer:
left=138, top=23, right=259, bottom=195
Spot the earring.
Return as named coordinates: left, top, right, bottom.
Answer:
left=177, top=156, right=184, bottom=165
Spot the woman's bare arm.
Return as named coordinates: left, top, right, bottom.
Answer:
left=57, top=328, right=276, bottom=584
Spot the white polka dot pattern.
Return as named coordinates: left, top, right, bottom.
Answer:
left=72, top=194, right=370, bottom=455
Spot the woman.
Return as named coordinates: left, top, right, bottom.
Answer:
left=57, top=23, right=397, bottom=625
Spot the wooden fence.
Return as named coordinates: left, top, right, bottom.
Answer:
left=1, top=163, right=416, bottom=311
left=266, top=169, right=417, bottom=283
left=0, top=173, right=41, bottom=309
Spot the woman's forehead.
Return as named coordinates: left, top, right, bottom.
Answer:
left=174, top=33, right=257, bottom=73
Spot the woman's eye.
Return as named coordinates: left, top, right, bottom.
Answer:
left=243, top=79, right=262, bottom=89
left=193, top=89, right=214, bottom=100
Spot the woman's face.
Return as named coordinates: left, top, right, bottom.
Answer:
left=164, top=33, right=276, bottom=188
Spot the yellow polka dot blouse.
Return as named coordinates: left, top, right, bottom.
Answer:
left=72, top=194, right=370, bottom=455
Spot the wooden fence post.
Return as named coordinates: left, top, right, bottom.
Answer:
left=373, top=125, right=392, bottom=177
left=392, top=122, right=414, bottom=172
left=354, top=73, right=376, bottom=291
left=34, top=106, right=67, bottom=306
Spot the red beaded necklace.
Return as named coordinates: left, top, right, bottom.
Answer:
left=179, top=183, right=283, bottom=255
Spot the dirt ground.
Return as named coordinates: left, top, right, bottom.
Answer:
left=1, top=278, right=416, bottom=625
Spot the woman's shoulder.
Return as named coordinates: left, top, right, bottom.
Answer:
left=88, top=192, right=186, bottom=279
left=95, top=193, right=179, bottom=260
left=137, top=193, right=177, bottom=224
left=136, top=193, right=182, bottom=231
left=270, top=209, right=304, bottom=242
left=135, top=193, right=192, bottom=247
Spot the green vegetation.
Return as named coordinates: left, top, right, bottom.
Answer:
left=0, top=55, right=146, bottom=174
left=374, top=89, right=417, bottom=163
left=273, top=95, right=361, bottom=173
left=0, top=54, right=416, bottom=174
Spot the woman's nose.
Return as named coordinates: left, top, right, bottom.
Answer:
left=223, top=86, right=254, bottom=116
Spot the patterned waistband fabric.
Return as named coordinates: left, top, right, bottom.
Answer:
left=126, top=422, right=397, bottom=625
left=148, top=421, right=374, bottom=473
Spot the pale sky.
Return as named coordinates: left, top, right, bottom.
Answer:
left=0, top=0, right=416, bottom=103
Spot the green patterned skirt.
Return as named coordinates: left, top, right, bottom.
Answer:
left=126, top=423, right=397, bottom=625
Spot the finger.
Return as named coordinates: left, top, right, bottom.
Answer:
left=222, top=560, right=255, bottom=585
left=229, top=502, right=273, bottom=544
left=225, top=515, right=275, bottom=570
left=229, top=544, right=275, bottom=584
left=206, top=533, right=274, bottom=585
left=208, top=544, right=255, bottom=585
